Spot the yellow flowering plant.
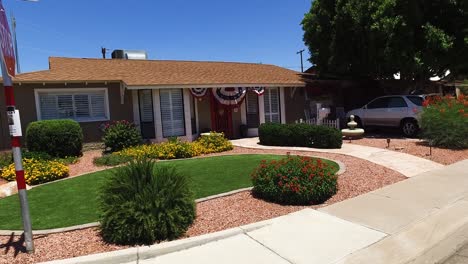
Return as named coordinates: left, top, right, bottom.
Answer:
left=95, top=133, right=233, bottom=166
left=1, top=158, right=69, bottom=185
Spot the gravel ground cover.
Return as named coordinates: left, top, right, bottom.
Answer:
left=349, top=137, right=467, bottom=165
left=0, top=147, right=405, bottom=263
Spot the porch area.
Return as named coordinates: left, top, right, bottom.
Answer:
left=130, top=86, right=295, bottom=141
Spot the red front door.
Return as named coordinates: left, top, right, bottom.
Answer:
left=210, top=96, right=233, bottom=138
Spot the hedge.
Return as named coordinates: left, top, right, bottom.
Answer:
left=26, top=119, right=83, bottom=158
left=259, top=123, right=342, bottom=149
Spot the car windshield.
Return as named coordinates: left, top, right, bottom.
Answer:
left=407, top=96, right=423, bottom=106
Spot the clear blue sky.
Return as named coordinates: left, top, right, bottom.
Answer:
left=4, top=0, right=312, bottom=73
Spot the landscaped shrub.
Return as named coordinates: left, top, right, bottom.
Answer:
left=26, top=119, right=83, bottom=158
left=1, top=158, right=69, bottom=185
left=99, top=158, right=195, bottom=245
left=94, top=134, right=232, bottom=166
left=251, top=155, right=338, bottom=205
left=259, top=123, right=342, bottom=149
left=102, top=120, right=142, bottom=152
left=420, top=95, right=468, bottom=149
left=194, top=132, right=233, bottom=153
left=0, top=152, right=12, bottom=172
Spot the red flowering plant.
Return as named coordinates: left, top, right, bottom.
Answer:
left=101, top=120, right=142, bottom=152
left=420, top=94, right=468, bottom=149
left=251, top=155, right=338, bottom=205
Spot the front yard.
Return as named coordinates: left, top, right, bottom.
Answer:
left=1, top=154, right=326, bottom=230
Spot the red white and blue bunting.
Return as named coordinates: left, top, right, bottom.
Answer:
left=190, top=88, right=209, bottom=98
left=212, top=87, right=247, bottom=106
left=248, top=87, right=265, bottom=95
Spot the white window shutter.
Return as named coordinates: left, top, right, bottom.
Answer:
left=160, top=89, right=185, bottom=137
left=74, top=94, right=90, bottom=119
left=138, top=90, right=153, bottom=122
left=263, top=88, right=280, bottom=123
left=90, top=93, right=106, bottom=119
left=39, top=94, right=58, bottom=120
left=57, top=95, right=74, bottom=119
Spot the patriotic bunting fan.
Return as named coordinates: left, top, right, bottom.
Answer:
left=190, top=88, right=208, bottom=97
left=212, top=87, right=247, bottom=106
left=249, top=87, right=265, bottom=95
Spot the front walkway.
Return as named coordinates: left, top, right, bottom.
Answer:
left=231, top=138, right=444, bottom=177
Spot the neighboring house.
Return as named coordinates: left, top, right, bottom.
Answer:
left=0, top=56, right=307, bottom=147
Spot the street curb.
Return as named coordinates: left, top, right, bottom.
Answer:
left=38, top=218, right=275, bottom=264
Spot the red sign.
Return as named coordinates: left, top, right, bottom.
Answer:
left=0, top=0, right=15, bottom=77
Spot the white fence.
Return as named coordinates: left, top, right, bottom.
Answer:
left=297, top=118, right=340, bottom=130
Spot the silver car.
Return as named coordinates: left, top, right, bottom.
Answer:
left=346, top=95, right=424, bottom=137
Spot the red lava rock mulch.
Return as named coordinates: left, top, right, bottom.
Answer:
left=0, top=147, right=406, bottom=264
left=349, top=137, right=468, bottom=165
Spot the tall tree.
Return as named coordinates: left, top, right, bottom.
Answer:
left=302, top=0, right=468, bottom=80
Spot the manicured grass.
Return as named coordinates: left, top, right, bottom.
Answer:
left=0, top=154, right=338, bottom=230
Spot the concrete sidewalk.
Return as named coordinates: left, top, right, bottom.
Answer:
left=231, top=137, right=443, bottom=177
left=43, top=160, right=468, bottom=264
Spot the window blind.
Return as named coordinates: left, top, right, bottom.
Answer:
left=160, top=89, right=185, bottom=137
left=246, top=92, right=259, bottom=128
left=37, top=89, right=108, bottom=122
left=264, top=88, right=280, bottom=123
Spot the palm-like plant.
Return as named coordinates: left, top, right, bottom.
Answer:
left=99, top=158, right=195, bottom=245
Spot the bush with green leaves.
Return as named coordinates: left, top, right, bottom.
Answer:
left=99, top=158, right=196, bottom=245
left=102, top=120, right=142, bottom=152
left=259, top=123, right=342, bottom=149
left=420, top=95, right=468, bottom=149
left=251, top=155, right=338, bottom=205
left=26, top=119, right=83, bottom=158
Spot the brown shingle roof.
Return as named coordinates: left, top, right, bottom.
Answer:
left=13, top=57, right=305, bottom=87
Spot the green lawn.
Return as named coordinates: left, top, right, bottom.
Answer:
left=0, top=154, right=338, bottom=230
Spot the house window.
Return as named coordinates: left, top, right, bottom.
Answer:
left=264, top=87, right=281, bottom=123
left=36, top=88, right=109, bottom=122
left=246, top=92, right=259, bottom=128
left=160, top=89, right=185, bottom=137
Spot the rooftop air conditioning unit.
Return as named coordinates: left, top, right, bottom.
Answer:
left=111, top=49, right=148, bottom=60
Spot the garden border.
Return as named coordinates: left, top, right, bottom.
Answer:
left=0, top=156, right=345, bottom=235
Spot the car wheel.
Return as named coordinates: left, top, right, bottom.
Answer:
left=401, top=119, right=418, bottom=137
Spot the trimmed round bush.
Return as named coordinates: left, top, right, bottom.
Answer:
left=1, top=158, right=69, bottom=185
left=420, top=95, right=468, bottom=149
left=251, top=155, right=338, bottom=205
left=99, top=158, right=196, bottom=245
left=102, top=120, right=142, bottom=152
left=26, top=119, right=83, bottom=158
left=259, top=123, right=342, bottom=149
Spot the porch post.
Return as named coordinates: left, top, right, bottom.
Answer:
left=153, top=89, right=163, bottom=141
left=280, top=87, right=286, bottom=124
left=259, top=92, right=265, bottom=124
left=240, top=100, right=247, bottom=125
left=183, top=89, right=193, bottom=141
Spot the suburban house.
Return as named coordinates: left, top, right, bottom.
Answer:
left=0, top=55, right=311, bottom=147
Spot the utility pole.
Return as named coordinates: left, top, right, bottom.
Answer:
left=297, top=49, right=305, bottom=72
